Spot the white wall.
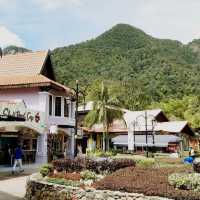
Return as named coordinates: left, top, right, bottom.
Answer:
left=0, top=88, right=41, bottom=111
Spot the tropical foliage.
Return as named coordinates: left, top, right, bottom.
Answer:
left=5, top=24, right=200, bottom=128
left=84, top=82, right=124, bottom=151
left=149, top=96, right=200, bottom=129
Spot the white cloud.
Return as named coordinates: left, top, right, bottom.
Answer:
left=36, top=0, right=82, bottom=10
left=0, top=0, right=16, bottom=8
left=0, top=26, right=24, bottom=48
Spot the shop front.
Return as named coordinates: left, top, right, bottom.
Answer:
left=0, top=100, right=45, bottom=166
left=0, top=127, right=38, bottom=166
left=0, top=105, right=73, bottom=165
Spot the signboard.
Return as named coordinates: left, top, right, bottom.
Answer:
left=75, top=129, right=83, bottom=139
left=0, top=100, right=46, bottom=133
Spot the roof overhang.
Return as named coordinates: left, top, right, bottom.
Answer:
left=0, top=74, right=73, bottom=97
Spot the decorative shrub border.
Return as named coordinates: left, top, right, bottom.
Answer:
left=24, top=173, right=173, bottom=200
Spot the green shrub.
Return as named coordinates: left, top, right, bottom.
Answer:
left=136, top=158, right=155, bottom=168
left=80, top=170, right=97, bottom=180
left=168, top=173, right=200, bottom=192
left=87, top=149, right=117, bottom=157
left=193, top=159, right=200, bottom=173
left=40, top=164, right=53, bottom=177
left=53, top=157, right=135, bottom=174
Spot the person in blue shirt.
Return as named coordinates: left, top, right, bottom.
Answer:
left=12, top=144, right=24, bottom=174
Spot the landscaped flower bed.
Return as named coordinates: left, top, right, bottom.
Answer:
left=39, top=157, right=136, bottom=188
left=52, top=157, right=136, bottom=173
left=193, top=158, right=200, bottom=173
left=38, top=156, right=200, bottom=200
left=49, top=172, right=81, bottom=181
left=46, top=170, right=103, bottom=187
left=93, top=166, right=200, bottom=200
left=168, top=172, right=200, bottom=192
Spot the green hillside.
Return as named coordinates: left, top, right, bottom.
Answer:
left=4, top=24, right=200, bottom=122
left=51, top=24, right=200, bottom=110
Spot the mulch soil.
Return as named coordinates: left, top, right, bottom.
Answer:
left=93, top=166, right=200, bottom=200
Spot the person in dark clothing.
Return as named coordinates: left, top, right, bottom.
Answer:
left=12, top=145, right=24, bottom=174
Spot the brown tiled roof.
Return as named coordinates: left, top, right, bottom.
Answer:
left=0, top=51, right=73, bottom=95
left=0, top=74, right=72, bottom=94
left=0, top=51, right=48, bottom=75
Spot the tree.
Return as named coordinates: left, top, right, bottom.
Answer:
left=149, top=96, right=200, bottom=129
left=84, top=82, right=124, bottom=151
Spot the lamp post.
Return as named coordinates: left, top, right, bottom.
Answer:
left=134, top=111, right=156, bottom=157
left=0, top=47, right=3, bottom=58
left=49, top=125, right=58, bottom=160
left=74, top=80, right=79, bottom=140
left=130, top=121, right=137, bottom=152
left=71, top=80, right=86, bottom=158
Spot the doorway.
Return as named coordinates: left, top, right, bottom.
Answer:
left=0, top=135, right=18, bottom=165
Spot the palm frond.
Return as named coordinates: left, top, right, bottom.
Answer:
left=84, top=81, right=126, bottom=130
left=84, top=110, right=99, bottom=128
left=106, top=107, right=124, bottom=126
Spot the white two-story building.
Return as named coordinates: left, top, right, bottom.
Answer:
left=0, top=51, right=75, bottom=165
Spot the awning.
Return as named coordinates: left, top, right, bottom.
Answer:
left=112, top=134, right=181, bottom=147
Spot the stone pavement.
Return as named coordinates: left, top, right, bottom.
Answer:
left=0, top=164, right=42, bottom=200
left=0, top=176, right=27, bottom=199
left=0, top=191, right=21, bottom=200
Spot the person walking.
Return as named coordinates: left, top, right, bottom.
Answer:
left=12, top=145, right=24, bottom=174
left=190, top=147, right=195, bottom=160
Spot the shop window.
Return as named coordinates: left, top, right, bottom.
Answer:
left=55, top=97, right=62, bottom=116
left=49, top=95, right=53, bottom=115
left=64, top=98, right=69, bottom=117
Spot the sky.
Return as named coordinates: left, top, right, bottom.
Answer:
left=1, top=0, right=200, bottom=50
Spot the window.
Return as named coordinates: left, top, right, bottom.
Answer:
left=49, top=95, right=52, bottom=115
left=55, top=97, right=62, bottom=116
left=64, top=99, right=69, bottom=117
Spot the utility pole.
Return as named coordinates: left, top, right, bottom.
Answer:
left=72, top=80, right=85, bottom=158
left=75, top=80, right=79, bottom=138
left=0, top=47, right=3, bottom=58
left=145, top=111, right=149, bottom=157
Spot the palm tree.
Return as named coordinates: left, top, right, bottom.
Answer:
left=84, top=82, right=125, bottom=151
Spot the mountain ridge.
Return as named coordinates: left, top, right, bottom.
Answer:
left=3, top=24, right=200, bottom=110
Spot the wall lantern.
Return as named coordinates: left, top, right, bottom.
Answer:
left=49, top=125, right=58, bottom=135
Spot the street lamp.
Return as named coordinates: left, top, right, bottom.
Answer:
left=0, top=47, right=3, bottom=58
left=49, top=125, right=58, bottom=160
left=71, top=80, right=86, bottom=158
left=133, top=111, right=156, bottom=157
left=130, top=121, right=137, bottom=152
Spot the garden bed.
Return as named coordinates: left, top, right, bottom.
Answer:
left=93, top=166, right=200, bottom=200
left=37, top=156, right=200, bottom=200
left=25, top=173, right=172, bottom=200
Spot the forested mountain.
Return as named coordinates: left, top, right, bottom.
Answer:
left=51, top=24, right=200, bottom=111
left=4, top=24, right=200, bottom=126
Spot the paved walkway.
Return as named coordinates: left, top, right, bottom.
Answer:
left=0, top=191, right=21, bottom=200
left=0, top=164, right=42, bottom=199
left=0, top=176, right=28, bottom=199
